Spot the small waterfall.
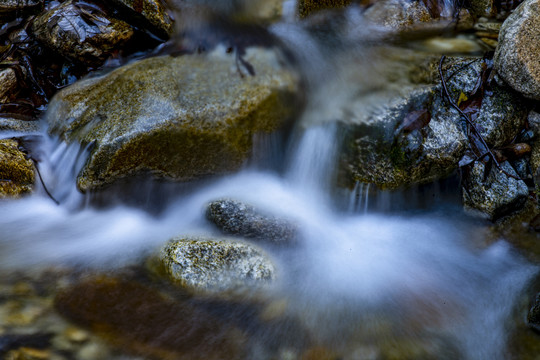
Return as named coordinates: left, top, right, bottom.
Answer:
left=286, top=123, right=339, bottom=196
left=348, top=181, right=371, bottom=213
left=0, top=1, right=536, bottom=358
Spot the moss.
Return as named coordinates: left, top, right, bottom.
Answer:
left=152, top=236, right=275, bottom=295
left=47, top=51, right=299, bottom=191
left=0, top=139, right=34, bottom=198
left=298, top=0, right=352, bottom=18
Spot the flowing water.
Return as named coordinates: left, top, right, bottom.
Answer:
left=0, top=2, right=538, bottom=359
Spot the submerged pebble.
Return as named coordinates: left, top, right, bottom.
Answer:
left=54, top=275, right=247, bottom=359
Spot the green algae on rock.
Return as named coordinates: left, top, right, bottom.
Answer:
left=46, top=47, right=299, bottom=192
left=152, top=236, right=276, bottom=294
left=0, top=138, right=34, bottom=198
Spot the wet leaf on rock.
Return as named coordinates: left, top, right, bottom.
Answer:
left=499, top=143, right=531, bottom=160
left=400, top=109, right=431, bottom=133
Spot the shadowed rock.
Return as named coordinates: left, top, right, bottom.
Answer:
left=206, top=199, right=298, bottom=244
left=462, top=161, right=528, bottom=220
left=528, top=292, right=540, bottom=332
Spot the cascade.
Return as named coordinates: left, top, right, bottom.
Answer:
left=0, top=1, right=537, bottom=359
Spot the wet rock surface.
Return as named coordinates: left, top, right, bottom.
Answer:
left=342, top=85, right=467, bottom=190
left=298, top=0, right=351, bottom=18
left=0, top=117, right=40, bottom=134
left=363, top=0, right=432, bottom=29
left=108, top=0, right=173, bottom=39
left=462, top=161, right=528, bottom=220
left=494, top=0, right=540, bottom=100
left=0, top=2, right=540, bottom=359
left=46, top=47, right=299, bottom=191
left=342, top=58, right=527, bottom=191
left=206, top=199, right=298, bottom=244
left=152, top=236, right=276, bottom=294
left=0, top=68, right=20, bottom=103
left=0, top=138, right=34, bottom=198
left=528, top=292, right=540, bottom=331
left=32, top=0, right=135, bottom=66
left=0, top=0, right=43, bottom=15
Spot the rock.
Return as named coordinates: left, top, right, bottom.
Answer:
left=527, top=292, right=540, bottom=331
left=528, top=111, right=540, bottom=173
left=206, top=199, right=297, bottom=244
left=0, top=0, right=43, bottom=15
left=0, top=138, right=34, bottom=198
left=0, top=68, right=19, bottom=103
left=467, top=0, right=496, bottom=17
left=32, top=0, right=134, bottom=66
left=108, top=0, right=173, bottom=39
left=243, top=0, right=284, bottom=22
left=0, top=117, right=40, bottom=134
left=4, top=347, right=50, bottom=360
left=342, top=58, right=527, bottom=189
left=363, top=0, right=432, bottom=30
left=438, top=58, right=526, bottom=147
left=152, top=236, right=276, bottom=294
left=494, top=0, right=540, bottom=100
left=298, top=0, right=351, bottom=18
left=0, top=333, right=53, bottom=355
left=54, top=276, right=247, bottom=359
left=46, top=47, right=299, bottom=191
left=462, top=161, right=528, bottom=219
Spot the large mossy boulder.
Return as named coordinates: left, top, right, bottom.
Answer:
left=46, top=47, right=299, bottom=191
left=341, top=58, right=528, bottom=190
left=150, top=236, right=276, bottom=295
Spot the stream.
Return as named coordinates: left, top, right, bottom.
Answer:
left=0, top=1, right=539, bottom=359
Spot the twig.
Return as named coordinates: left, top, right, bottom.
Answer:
left=30, top=158, right=59, bottom=205
left=438, top=55, right=521, bottom=180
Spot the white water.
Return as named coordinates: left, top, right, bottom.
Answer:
left=0, top=2, right=537, bottom=359
left=0, top=124, right=535, bottom=359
